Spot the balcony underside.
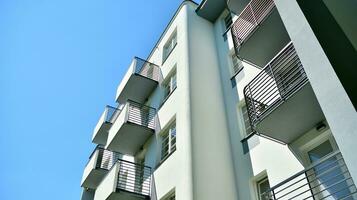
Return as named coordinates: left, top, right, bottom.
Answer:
left=106, top=123, right=154, bottom=155
left=238, top=9, right=290, bottom=67
left=92, top=122, right=111, bottom=145
left=256, top=83, right=325, bottom=144
left=107, top=190, right=150, bottom=200
left=117, top=75, right=158, bottom=104
left=81, top=169, right=107, bottom=189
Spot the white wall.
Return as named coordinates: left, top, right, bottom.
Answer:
left=138, top=2, right=195, bottom=200
left=186, top=5, right=240, bottom=200
left=94, top=163, right=118, bottom=200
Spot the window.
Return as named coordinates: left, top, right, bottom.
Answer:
left=224, top=13, right=233, bottom=30
left=223, top=13, right=233, bottom=41
left=257, top=177, right=272, bottom=200
left=231, top=53, right=243, bottom=76
left=163, top=191, right=175, bottom=200
left=163, top=31, right=177, bottom=63
left=162, top=70, right=177, bottom=103
left=161, top=121, right=176, bottom=161
left=242, top=104, right=253, bottom=135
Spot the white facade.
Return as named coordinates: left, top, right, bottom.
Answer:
left=81, top=0, right=357, bottom=200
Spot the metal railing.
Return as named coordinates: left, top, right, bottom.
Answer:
left=87, top=146, right=122, bottom=170
left=104, top=105, right=121, bottom=124
left=243, top=42, right=308, bottom=127
left=231, top=0, right=275, bottom=49
left=126, top=100, right=156, bottom=130
left=262, top=151, right=357, bottom=200
left=117, top=159, right=152, bottom=197
left=133, top=57, right=160, bottom=83
left=110, top=100, right=156, bottom=130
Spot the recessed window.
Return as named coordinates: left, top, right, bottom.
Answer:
left=161, top=69, right=177, bottom=105
left=224, top=13, right=233, bottom=30
left=231, top=53, right=243, bottom=76
left=163, top=31, right=177, bottom=63
left=257, top=177, right=272, bottom=200
left=163, top=191, right=175, bottom=200
left=161, top=120, right=176, bottom=161
left=241, top=104, right=253, bottom=136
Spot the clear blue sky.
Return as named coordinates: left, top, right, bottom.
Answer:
left=0, top=0, right=198, bottom=199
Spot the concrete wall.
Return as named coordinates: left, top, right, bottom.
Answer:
left=186, top=4, right=240, bottom=200
left=94, top=163, right=118, bottom=200
left=274, top=0, right=357, bottom=184
left=81, top=150, right=99, bottom=186
left=139, top=2, right=195, bottom=200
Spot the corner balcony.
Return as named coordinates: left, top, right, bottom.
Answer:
left=106, top=100, right=156, bottom=155
left=115, top=57, right=160, bottom=104
left=92, top=106, right=121, bottom=145
left=231, top=0, right=290, bottom=67
left=244, top=42, right=324, bottom=143
left=262, top=151, right=357, bottom=200
left=94, top=159, right=152, bottom=200
left=81, top=147, right=121, bottom=189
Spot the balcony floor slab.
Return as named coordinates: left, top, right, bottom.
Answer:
left=256, top=83, right=325, bottom=143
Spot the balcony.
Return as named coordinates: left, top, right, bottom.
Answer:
left=94, top=159, right=152, bottom=200
left=116, top=57, right=160, bottom=104
left=106, top=100, right=156, bottom=155
left=262, top=151, right=357, bottom=200
left=231, top=0, right=290, bottom=67
left=92, top=106, right=121, bottom=145
left=244, top=42, right=324, bottom=143
left=81, top=147, right=121, bottom=189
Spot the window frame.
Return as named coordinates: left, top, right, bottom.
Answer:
left=238, top=101, right=253, bottom=139
left=230, top=51, right=244, bottom=78
left=160, top=68, right=177, bottom=108
left=162, top=190, right=175, bottom=200
left=256, top=176, right=272, bottom=200
left=160, top=120, right=177, bottom=162
left=162, top=30, right=177, bottom=64
left=224, top=12, right=233, bottom=30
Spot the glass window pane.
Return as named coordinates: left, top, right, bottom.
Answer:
left=242, top=105, right=252, bottom=135
left=257, top=178, right=271, bottom=200
left=224, top=14, right=233, bottom=29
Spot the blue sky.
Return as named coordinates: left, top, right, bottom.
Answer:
left=0, top=0, right=197, bottom=199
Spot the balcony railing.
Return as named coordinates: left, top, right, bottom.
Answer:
left=231, top=0, right=275, bottom=49
left=132, top=57, right=160, bottom=82
left=116, top=159, right=152, bottom=197
left=104, top=105, right=121, bottom=124
left=92, top=106, right=121, bottom=145
left=262, top=151, right=357, bottom=200
left=127, top=101, right=155, bottom=129
left=243, top=42, right=308, bottom=127
left=89, top=146, right=121, bottom=170
left=111, top=100, right=156, bottom=130
left=81, top=146, right=122, bottom=189
left=116, top=57, right=161, bottom=104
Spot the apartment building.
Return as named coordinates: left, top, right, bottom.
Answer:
left=80, top=0, right=357, bottom=200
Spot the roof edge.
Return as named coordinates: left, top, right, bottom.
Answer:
left=145, top=0, right=199, bottom=63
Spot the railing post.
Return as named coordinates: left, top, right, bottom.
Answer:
left=117, top=160, right=122, bottom=190
left=125, top=102, right=130, bottom=123
left=305, top=171, right=316, bottom=200
left=272, top=189, right=277, bottom=200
